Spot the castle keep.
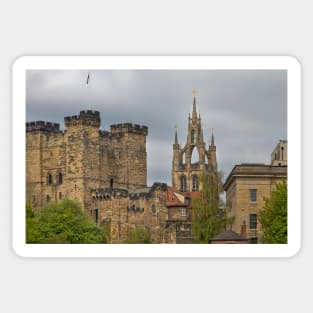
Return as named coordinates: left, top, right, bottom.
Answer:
left=26, top=110, right=148, bottom=210
left=26, top=109, right=195, bottom=243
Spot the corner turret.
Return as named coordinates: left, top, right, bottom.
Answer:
left=110, top=123, right=148, bottom=136
left=26, top=121, right=60, bottom=133
left=64, top=110, right=101, bottom=128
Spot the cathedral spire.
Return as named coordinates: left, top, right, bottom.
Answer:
left=210, top=128, right=215, bottom=146
left=174, top=126, right=178, bottom=145
left=192, top=89, right=198, bottom=121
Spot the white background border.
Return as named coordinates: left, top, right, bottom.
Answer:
left=12, top=56, right=301, bottom=258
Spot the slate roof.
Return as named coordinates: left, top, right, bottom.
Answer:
left=211, top=230, right=246, bottom=241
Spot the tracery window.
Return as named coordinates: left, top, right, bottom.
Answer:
left=180, top=175, right=187, bottom=192
left=192, top=175, right=199, bottom=192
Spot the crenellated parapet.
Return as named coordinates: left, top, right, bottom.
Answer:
left=110, top=123, right=148, bottom=136
left=64, top=110, right=101, bottom=128
left=26, top=121, right=60, bottom=133
left=90, top=188, right=129, bottom=200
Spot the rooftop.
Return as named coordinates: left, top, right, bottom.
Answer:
left=223, top=163, right=287, bottom=190
left=211, top=230, right=247, bottom=242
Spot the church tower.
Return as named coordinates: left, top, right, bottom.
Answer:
left=172, top=91, right=217, bottom=192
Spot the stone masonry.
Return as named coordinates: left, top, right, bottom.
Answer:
left=26, top=110, right=148, bottom=211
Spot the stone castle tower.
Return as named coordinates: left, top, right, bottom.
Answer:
left=26, top=110, right=148, bottom=211
left=172, top=95, right=217, bottom=192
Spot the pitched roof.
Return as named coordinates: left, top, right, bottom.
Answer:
left=166, top=187, right=187, bottom=207
left=211, top=230, right=246, bottom=241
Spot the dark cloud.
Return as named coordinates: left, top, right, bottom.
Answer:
left=26, top=70, right=287, bottom=186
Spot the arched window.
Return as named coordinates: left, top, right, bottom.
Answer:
left=191, top=147, right=199, bottom=164
left=180, top=175, right=187, bottom=192
left=47, top=173, right=53, bottom=185
left=56, top=173, right=63, bottom=185
left=192, top=175, right=199, bottom=192
left=181, top=152, right=186, bottom=164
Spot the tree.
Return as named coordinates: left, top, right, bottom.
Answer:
left=26, top=199, right=106, bottom=244
left=26, top=202, right=42, bottom=243
left=124, top=227, right=151, bottom=244
left=259, top=181, right=287, bottom=244
left=192, top=171, right=226, bottom=243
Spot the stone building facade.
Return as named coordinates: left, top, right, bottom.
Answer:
left=26, top=110, right=148, bottom=211
left=172, top=96, right=217, bottom=193
left=26, top=109, right=194, bottom=243
left=223, top=142, right=287, bottom=243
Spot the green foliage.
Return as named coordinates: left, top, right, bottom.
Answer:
left=192, top=171, right=225, bottom=243
left=26, top=199, right=106, bottom=244
left=259, top=182, right=287, bottom=244
left=124, top=227, right=151, bottom=244
left=26, top=202, right=42, bottom=243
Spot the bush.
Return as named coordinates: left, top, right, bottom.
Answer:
left=26, top=199, right=106, bottom=244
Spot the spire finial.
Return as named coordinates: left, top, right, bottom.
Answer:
left=210, top=127, right=215, bottom=146
left=174, top=125, right=178, bottom=145
left=192, top=89, right=198, bottom=120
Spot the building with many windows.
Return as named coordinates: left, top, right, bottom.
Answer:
left=223, top=141, right=287, bottom=243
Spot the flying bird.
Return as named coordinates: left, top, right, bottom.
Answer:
left=86, top=72, right=90, bottom=85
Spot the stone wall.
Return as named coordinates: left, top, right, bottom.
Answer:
left=26, top=111, right=148, bottom=213
left=224, top=165, right=287, bottom=242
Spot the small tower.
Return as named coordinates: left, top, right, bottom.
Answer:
left=271, top=140, right=287, bottom=166
left=172, top=91, right=218, bottom=192
left=172, top=126, right=181, bottom=184
left=208, top=128, right=217, bottom=171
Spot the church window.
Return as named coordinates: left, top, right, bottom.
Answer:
left=192, top=175, right=199, bottom=192
left=59, top=192, right=62, bottom=200
left=249, top=189, right=257, bottom=202
left=182, top=152, right=186, bottom=164
left=110, top=178, right=114, bottom=188
left=191, top=147, right=199, bottom=164
left=180, top=175, right=187, bottom=192
left=47, top=173, right=53, bottom=185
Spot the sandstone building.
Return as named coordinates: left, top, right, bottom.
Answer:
left=172, top=95, right=217, bottom=193
left=26, top=110, right=148, bottom=211
left=223, top=140, right=287, bottom=243
left=26, top=103, right=202, bottom=243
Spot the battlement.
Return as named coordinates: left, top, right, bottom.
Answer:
left=90, top=188, right=129, bottom=200
left=64, top=110, right=101, bottom=128
left=26, top=121, right=60, bottom=132
left=110, top=123, right=148, bottom=136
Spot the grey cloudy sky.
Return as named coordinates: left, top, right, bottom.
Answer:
left=26, top=70, right=287, bottom=186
